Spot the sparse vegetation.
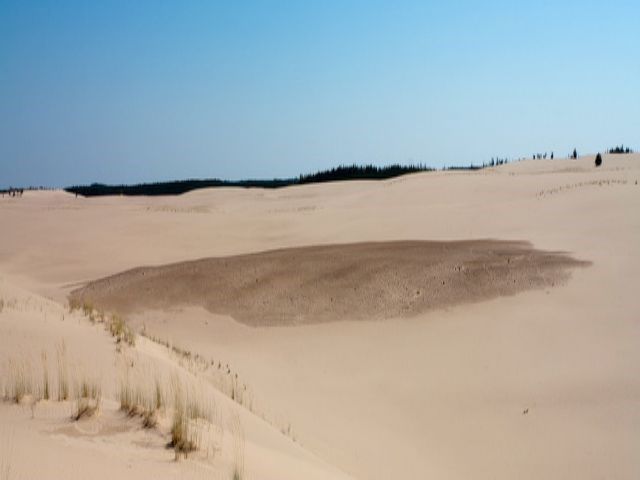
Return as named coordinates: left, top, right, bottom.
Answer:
left=81, top=301, right=94, bottom=318
left=3, top=342, right=102, bottom=419
left=56, top=342, right=69, bottom=401
left=0, top=295, right=257, bottom=474
left=41, top=351, right=49, bottom=400
left=108, top=314, right=136, bottom=346
left=70, top=299, right=137, bottom=347
left=73, top=378, right=101, bottom=420
left=68, top=297, right=81, bottom=312
left=117, top=369, right=163, bottom=428
left=166, top=376, right=216, bottom=459
left=0, top=302, right=245, bottom=471
left=138, top=330, right=300, bottom=444
left=5, top=359, right=29, bottom=404
left=169, top=392, right=196, bottom=457
left=230, top=414, right=245, bottom=480
left=170, top=392, right=197, bottom=458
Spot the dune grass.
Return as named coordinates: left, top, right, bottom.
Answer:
left=116, top=365, right=221, bottom=459
left=3, top=344, right=98, bottom=420
left=56, top=342, right=69, bottom=401
left=5, top=359, right=29, bottom=404
left=41, top=351, right=49, bottom=401
left=1, top=308, right=245, bottom=468
left=73, top=377, right=101, bottom=420
left=118, top=369, right=162, bottom=428
left=108, top=314, right=136, bottom=347
left=168, top=378, right=215, bottom=459
left=231, top=414, right=245, bottom=480
left=69, top=300, right=137, bottom=347
left=170, top=391, right=197, bottom=458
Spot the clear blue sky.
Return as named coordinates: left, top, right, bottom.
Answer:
left=1, top=1, right=639, bottom=187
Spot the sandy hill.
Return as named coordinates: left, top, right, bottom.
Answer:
left=1, top=153, right=639, bottom=479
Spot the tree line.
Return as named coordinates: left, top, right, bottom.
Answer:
left=56, top=144, right=634, bottom=198
left=608, top=145, right=633, bottom=154
left=64, top=164, right=438, bottom=197
left=1, top=188, right=24, bottom=197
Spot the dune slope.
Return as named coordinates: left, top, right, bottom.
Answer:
left=1, top=154, right=639, bottom=479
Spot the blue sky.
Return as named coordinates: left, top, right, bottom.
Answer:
left=1, top=1, right=639, bottom=187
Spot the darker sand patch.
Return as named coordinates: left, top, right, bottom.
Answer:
left=70, top=240, right=589, bottom=326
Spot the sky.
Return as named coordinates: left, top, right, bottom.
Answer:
left=1, top=0, right=639, bottom=188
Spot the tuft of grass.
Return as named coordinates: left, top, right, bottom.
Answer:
left=56, top=341, right=69, bottom=401
left=230, top=414, right=245, bottom=480
left=41, top=351, right=49, bottom=401
left=170, top=391, right=197, bottom=459
left=73, top=378, right=101, bottom=420
left=117, top=370, right=163, bottom=429
left=108, top=314, right=136, bottom=346
left=81, top=301, right=94, bottom=317
left=118, top=372, right=143, bottom=416
left=155, top=379, right=164, bottom=410
left=5, top=359, right=30, bottom=403
left=142, top=409, right=158, bottom=429
left=0, top=298, right=4, bottom=314
left=68, top=297, right=81, bottom=312
left=168, top=380, right=213, bottom=459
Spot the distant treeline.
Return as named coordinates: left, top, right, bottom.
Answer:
left=608, top=145, right=633, bottom=154
left=444, top=157, right=509, bottom=171
left=1, top=186, right=54, bottom=196
left=65, top=164, right=436, bottom=197
left=66, top=178, right=294, bottom=197
left=533, top=145, right=635, bottom=160
left=1, top=188, right=24, bottom=197
left=297, top=164, right=433, bottom=184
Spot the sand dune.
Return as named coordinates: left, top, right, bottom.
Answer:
left=1, top=154, right=639, bottom=479
left=0, top=278, right=353, bottom=480
left=71, top=240, right=588, bottom=325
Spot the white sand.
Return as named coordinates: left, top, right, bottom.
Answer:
left=1, top=153, right=639, bottom=479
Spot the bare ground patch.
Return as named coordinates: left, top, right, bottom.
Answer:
left=70, top=240, right=589, bottom=326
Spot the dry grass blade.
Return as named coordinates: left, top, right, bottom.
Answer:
left=56, top=341, right=69, bottom=401
left=73, top=378, right=101, bottom=420
left=230, top=414, right=245, bottom=480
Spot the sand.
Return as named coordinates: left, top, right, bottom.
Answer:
left=1, top=153, right=639, bottom=479
left=70, top=240, right=588, bottom=325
